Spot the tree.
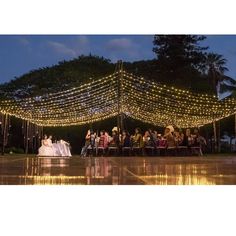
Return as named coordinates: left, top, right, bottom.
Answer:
left=219, top=77, right=236, bottom=98
left=204, top=53, right=229, bottom=95
left=0, top=55, right=115, bottom=99
left=152, top=35, right=208, bottom=87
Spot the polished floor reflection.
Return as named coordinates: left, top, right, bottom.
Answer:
left=1, top=155, right=236, bottom=185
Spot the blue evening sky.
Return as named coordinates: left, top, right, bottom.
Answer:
left=0, top=35, right=235, bottom=84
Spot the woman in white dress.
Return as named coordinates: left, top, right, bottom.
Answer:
left=38, top=134, right=55, bottom=156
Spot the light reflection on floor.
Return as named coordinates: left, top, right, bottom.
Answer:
left=1, top=155, right=236, bottom=185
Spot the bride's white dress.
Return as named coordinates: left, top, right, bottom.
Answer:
left=38, top=139, right=55, bottom=156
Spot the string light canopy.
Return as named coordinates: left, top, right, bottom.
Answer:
left=0, top=70, right=236, bottom=128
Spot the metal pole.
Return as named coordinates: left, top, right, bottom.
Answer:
left=25, top=120, right=29, bottom=154
left=235, top=114, right=236, bottom=139
left=217, top=120, right=221, bottom=153
left=213, top=121, right=217, bottom=153
left=120, top=61, right=124, bottom=133
left=1, top=114, right=8, bottom=155
left=117, top=60, right=124, bottom=134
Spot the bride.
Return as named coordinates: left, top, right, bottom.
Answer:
left=38, top=134, right=55, bottom=156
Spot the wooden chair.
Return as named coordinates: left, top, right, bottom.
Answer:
left=156, top=146, right=167, bottom=156
left=166, top=146, right=177, bottom=156
left=86, top=146, right=95, bottom=157
left=191, top=146, right=203, bottom=156
left=108, top=146, right=119, bottom=156
left=122, top=147, right=131, bottom=156
left=132, top=146, right=143, bottom=156
left=96, top=146, right=106, bottom=156
left=144, top=146, right=155, bottom=156
left=156, top=139, right=167, bottom=156
left=177, top=146, right=188, bottom=156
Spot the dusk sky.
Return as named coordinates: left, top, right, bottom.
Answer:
left=0, top=35, right=236, bottom=84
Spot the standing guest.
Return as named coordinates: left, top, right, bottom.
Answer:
left=192, top=129, right=207, bottom=149
left=190, top=128, right=205, bottom=155
left=81, top=129, right=92, bottom=158
left=131, top=128, right=144, bottom=148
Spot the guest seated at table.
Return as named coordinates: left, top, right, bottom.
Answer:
left=108, top=130, right=119, bottom=147
left=90, top=131, right=96, bottom=148
left=121, top=130, right=131, bottom=147
left=185, top=128, right=194, bottom=146
left=131, top=128, right=144, bottom=148
left=98, top=130, right=108, bottom=148
left=173, top=129, right=183, bottom=146
left=104, top=131, right=110, bottom=148
left=148, top=129, right=157, bottom=147
left=157, top=134, right=167, bottom=148
left=164, top=127, right=176, bottom=148
left=178, top=129, right=185, bottom=144
left=143, top=131, right=151, bottom=146
left=153, top=130, right=158, bottom=141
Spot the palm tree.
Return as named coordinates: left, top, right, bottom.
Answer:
left=219, top=78, right=236, bottom=98
left=205, top=53, right=228, bottom=95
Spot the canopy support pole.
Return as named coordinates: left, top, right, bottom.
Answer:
left=117, top=60, right=124, bottom=134
left=25, top=120, right=29, bottom=154
left=213, top=121, right=217, bottom=153
left=235, top=114, right=236, bottom=139
left=1, top=114, right=9, bottom=155
left=217, top=120, right=221, bottom=153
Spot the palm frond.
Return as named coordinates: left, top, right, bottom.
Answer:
left=219, top=83, right=236, bottom=94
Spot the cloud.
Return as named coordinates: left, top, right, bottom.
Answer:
left=77, top=35, right=89, bottom=46
left=47, top=41, right=77, bottom=57
left=47, top=36, right=90, bottom=57
left=105, top=37, right=142, bottom=60
left=106, top=38, right=134, bottom=50
left=18, top=37, right=30, bottom=46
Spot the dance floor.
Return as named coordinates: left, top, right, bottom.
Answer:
left=1, top=154, right=236, bottom=185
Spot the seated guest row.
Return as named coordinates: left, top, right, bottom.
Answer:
left=80, top=126, right=207, bottom=157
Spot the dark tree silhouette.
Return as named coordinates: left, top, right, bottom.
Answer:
left=153, top=35, right=208, bottom=87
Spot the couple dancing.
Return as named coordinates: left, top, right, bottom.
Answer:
left=38, top=134, right=72, bottom=157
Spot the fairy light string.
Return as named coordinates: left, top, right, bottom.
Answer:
left=0, top=70, right=235, bottom=127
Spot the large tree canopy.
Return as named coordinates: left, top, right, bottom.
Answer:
left=153, top=35, right=208, bottom=86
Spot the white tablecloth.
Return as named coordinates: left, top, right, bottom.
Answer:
left=53, top=142, right=72, bottom=157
